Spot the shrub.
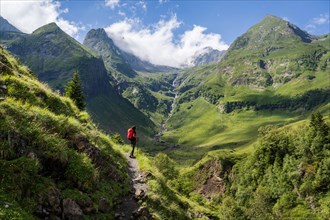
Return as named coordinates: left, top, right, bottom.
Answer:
left=154, top=153, right=178, bottom=179
left=111, top=133, right=124, bottom=145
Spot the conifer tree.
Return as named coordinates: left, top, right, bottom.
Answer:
left=65, top=72, right=86, bottom=110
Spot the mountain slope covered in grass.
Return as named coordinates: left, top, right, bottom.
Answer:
left=140, top=15, right=330, bottom=219
left=125, top=111, right=329, bottom=219
left=0, top=22, right=155, bottom=140
left=0, top=47, right=130, bottom=219
left=175, top=114, right=330, bottom=219
left=0, top=13, right=329, bottom=220
left=83, top=28, right=179, bottom=127
left=161, top=15, right=330, bottom=154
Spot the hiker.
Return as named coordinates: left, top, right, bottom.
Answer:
left=127, top=126, right=138, bottom=158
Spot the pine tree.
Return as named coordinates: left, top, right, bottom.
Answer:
left=65, top=72, right=86, bottom=111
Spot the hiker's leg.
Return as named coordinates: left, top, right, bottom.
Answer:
left=132, top=141, right=136, bottom=155
left=130, top=140, right=136, bottom=156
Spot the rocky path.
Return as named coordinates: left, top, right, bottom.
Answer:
left=115, top=153, right=150, bottom=219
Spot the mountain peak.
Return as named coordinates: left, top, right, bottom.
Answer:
left=83, top=28, right=138, bottom=78
left=257, top=14, right=291, bottom=28
left=32, top=22, right=62, bottom=35
left=0, top=16, right=22, bottom=33
left=229, top=15, right=313, bottom=51
left=90, top=28, right=107, bottom=36
left=84, top=28, right=110, bottom=42
left=191, top=47, right=226, bottom=66
left=263, top=14, right=284, bottom=22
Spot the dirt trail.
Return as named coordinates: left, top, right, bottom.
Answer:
left=115, top=153, right=148, bottom=219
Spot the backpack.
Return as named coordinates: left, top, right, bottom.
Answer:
left=127, top=128, right=134, bottom=140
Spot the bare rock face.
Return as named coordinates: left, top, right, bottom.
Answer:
left=63, top=198, right=84, bottom=220
left=194, top=158, right=236, bottom=199
left=191, top=47, right=226, bottom=66
left=198, top=176, right=225, bottom=198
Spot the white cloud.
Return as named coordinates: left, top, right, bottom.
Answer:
left=105, top=16, right=228, bottom=67
left=282, top=17, right=290, bottom=22
left=118, top=10, right=126, bottom=16
left=305, top=24, right=316, bottom=33
left=305, top=13, right=329, bottom=34
left=105, top=0, right=120, bottom=9
left=312, top=14, right=329, bottom=25
left=0, top=0, right=83, bottom=39
left=138, top=1, right=147, bottom=11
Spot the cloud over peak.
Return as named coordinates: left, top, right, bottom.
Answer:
left=0, top=0, right=83, bottom=39
left=105, top=16, right=228, bottom=67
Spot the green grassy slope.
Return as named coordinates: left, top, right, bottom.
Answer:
left=0, top=47, right=129, bottom=219
left=163, top=97, right=310, bottom=165
left=0, top=23, right=156, bottom=141
left=83, top=28, right=179, bottom=127
left=175, top=113, right=330, bottom=219
left=160, top=15, right=330, bottom=160
left=121, top=72, right=177, bottom=126
left=142, top=16, right=330, bottom=218
left=129, top=111, right=329, bottom=219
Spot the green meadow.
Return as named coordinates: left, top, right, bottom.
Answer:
left=160, top=97, right=318, bottom=166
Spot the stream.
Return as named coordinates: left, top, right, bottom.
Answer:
left=156, top=73, right=181, bottom=138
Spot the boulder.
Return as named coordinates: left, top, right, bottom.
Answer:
left=46, top=188, right=62, bottom=215
left=132, top=206, right=152, bottom=219
left=35, top=187, right=62, bottom=218
left=63, top=198, right=83, bottom=220
left=134, top=189, right=145, bottom=200
left=77, top=197, right=96, bottom=214
left=0, top=85, right=7, bottom=90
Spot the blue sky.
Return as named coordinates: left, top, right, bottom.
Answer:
left=58, top=0, right=329, bottom=42
left=1, top=0, right=329, bottom=66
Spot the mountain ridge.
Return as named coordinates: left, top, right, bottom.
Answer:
left=83, top=28, right=137, bottom=78
left=0, top=21, right=156, bottom=139
left=83, top=27, right=179, bottom=127
left=229, top=15, right=315, bottom=52
left=160, top=15, right=330, bottom=150
left=0, top=16, right=22, bottom=33
left=191, top=47, right=226, bottom=66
